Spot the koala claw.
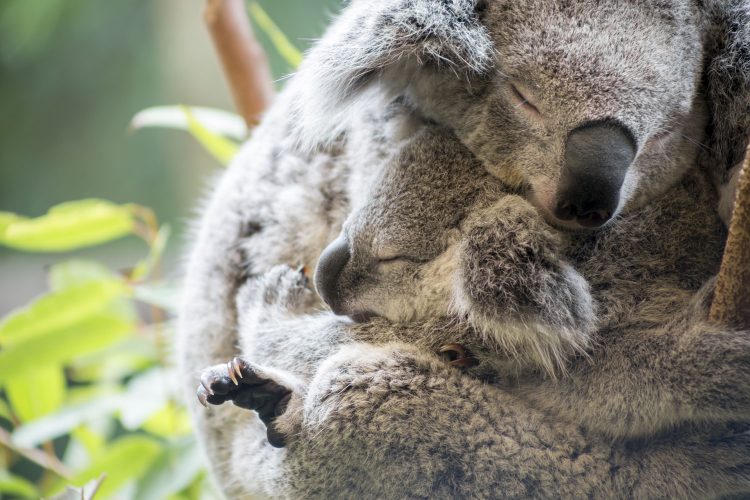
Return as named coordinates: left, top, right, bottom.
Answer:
left=228, top=359, right=243, bottom=385
left=196, top=357, right=294, bottom=447
left=439, top=343, right=479, bottom=369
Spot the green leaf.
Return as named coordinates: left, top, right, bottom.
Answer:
left=71, top=426, right=105, bottom=458
left=0, top=211, right=23, bottom=233
left=68, top=436, right=162, bottom=499
left=119, top=368, right=172, bottom=430
left=141, top=402, right=193, bottom=438
left=0, top=313, right=133, bottom=382
left=181, top=106, right=239, bottom=165
left=0, top=199, right=135, bottom=252
left=48, top=259, right=116, bottom=291
left=248, top=2, right=303, bottom=68
left=69, top=336, right=158, bottom=383
left=130, top=106, right=247, bottom=140
left=131, top=224, right=171, bottom=282
left=5, top=364, right=66, bottom=422
left=0, top=279, right=129, bottom=346
left=0, top=470, right=38, bottom=499
left=12, top=389, right=123, bottom=448
left=0, top=398, right=12, bottom=422
left=135, top=438, right=204, bottom=500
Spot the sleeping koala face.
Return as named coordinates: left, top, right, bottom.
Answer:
left=300, top=0, right=749, bottom=231
left=410, top=0, right=705, bottom=230
left=314, top=126, right=504, bottom=322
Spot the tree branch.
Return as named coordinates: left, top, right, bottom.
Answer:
left=204, top=0, right=275, bottom=129
left=0, top=427, right=72, bottom=479
left=711, top=144, right=750, bottom=328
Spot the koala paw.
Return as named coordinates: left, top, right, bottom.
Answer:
left=236, top=264, right=316, bottom=316
left=197, top=357, right=294, bottom=448
left=459, top=195, right=594, bottom=332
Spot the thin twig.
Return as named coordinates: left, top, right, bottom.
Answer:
left=204, top=0, right=275, bottom=128
left=0, top=426, right=73, bottom=479
left=710, top=144, right=750, bottom=328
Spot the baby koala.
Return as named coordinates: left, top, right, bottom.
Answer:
left=314, top=126, right=597, bottom=374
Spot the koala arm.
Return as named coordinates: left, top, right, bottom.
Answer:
left=519, top=278, right=750, bottom=439
left=455, top=194, right=597, bottom=375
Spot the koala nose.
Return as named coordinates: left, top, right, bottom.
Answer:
left=555, top=122, right=636, bottom=228
left=314, top=235, right=351, bottom=314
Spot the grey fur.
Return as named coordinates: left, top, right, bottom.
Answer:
left=178, top=0, right=750, bottom=497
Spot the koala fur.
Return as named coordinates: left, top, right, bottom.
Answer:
left=178, top=0, right=750, bottom=497
left=312, top=123, right=750, bottom=443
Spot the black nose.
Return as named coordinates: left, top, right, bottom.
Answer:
left=555, top=121, right=636, bottom=228
left=314, top=235, right=351, bottom=314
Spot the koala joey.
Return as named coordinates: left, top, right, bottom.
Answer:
left=314, top=125, right=596, bottom=375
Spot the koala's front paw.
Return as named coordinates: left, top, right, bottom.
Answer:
left=458, top=195, right=595, bottom=340
left=197, top=358, right=295, bottom=448
left=236, top=264, right=316, bottom=316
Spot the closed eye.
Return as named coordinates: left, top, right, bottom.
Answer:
left=509, top=83, right=542, bottom=118
left=376, top=255, right=430, bottom=265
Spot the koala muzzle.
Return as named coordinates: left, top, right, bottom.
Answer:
left=554, top=122, right=636, bottom=228
left=314, top=235, right=351, bottom=314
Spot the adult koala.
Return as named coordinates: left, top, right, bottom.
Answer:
left=178, top=0, right=750, bottom=497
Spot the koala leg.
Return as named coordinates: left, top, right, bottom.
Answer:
left=197, top=358, right=304, bottom=448
left=456, top=194, right=596, bottom=374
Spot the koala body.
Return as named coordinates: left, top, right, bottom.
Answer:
left=179, top=0, right=750, bottom=497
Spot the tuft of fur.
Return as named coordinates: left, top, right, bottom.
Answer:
left=291, top=0, right=492, bottom=149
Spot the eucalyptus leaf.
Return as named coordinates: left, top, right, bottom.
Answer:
left=12, top=390, right=123, bottom=448
left=0, top=199, right=135, bottom=252
left=67, top=436, right=161, bottom=499
left=249, top=2, right=303, bottom=68
left=134, top=438, right=204, bottom=500
left=0, top=313, right=134, bottom=382
left=130, top=106, right=247, bottom=140
left=130, top=224, right=171, bottom=282
left=119, top=368, right=172, bottom=430
left=0, top=279, right=129, bottom=346
left=0, top=211, right=23, bottom=233
left=0, top=470, right=38, bottom=499
left=181, top=106, right=240, bottom=165
left=48, top=260, right=116, bottom=290
left=5, top=364, right=66, bottom=422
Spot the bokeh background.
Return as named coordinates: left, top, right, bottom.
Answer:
left=0, top=1, right=341, bottom=497
left=1, top=0, right=341, bottom=313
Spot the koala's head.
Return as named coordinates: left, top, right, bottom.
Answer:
left=298, top=0, right=750, bottom=230
left=314, top=127, right=503, bottom=321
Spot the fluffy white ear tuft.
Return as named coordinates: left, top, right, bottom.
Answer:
left=289, top=0, right=493, bottom=150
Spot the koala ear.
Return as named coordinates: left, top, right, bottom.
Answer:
left=701, top=0, right=750, bottom=182
left=290, top=0, right=493, bottom=148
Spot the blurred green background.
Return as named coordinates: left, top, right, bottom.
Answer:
left=0, top=1, right=341, bottom=498
left=0, top=0, right=341, bottom=315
